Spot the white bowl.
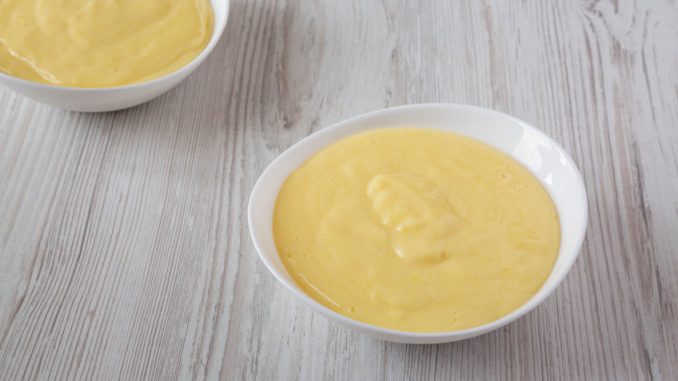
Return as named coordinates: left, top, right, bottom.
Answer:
left=248, top=103, right=588, bottom=344
left=0, top=0, right=230, bottom=112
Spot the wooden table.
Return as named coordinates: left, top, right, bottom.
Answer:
left=1, top=1, right=676, bottom=379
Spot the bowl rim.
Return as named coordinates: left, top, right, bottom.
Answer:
left=248, top=103, right=588, bottom=340
left=0, top=0, right=230, bottom=91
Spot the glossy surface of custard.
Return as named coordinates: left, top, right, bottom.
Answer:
left=274, top=128, right=560, bottom=332
left=0, top=0, right=213, bottom=87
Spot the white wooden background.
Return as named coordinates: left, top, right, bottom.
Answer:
left=1, top=0, right=677, bottom=379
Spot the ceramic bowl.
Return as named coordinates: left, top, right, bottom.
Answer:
left=248, top=103, right=588, bottom=344
left=0, top=0, right=229, bottom=112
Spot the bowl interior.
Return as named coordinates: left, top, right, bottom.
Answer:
left=0, top=0, right=230, bottom=91
left=248, top=103, right=588, bottom=341
left=209, top=0, right=230, bottom=52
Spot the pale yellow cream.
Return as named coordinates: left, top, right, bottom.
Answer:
left=0, top=0, right=213, bottom=87
left=274, top=128, right=560, bottom=332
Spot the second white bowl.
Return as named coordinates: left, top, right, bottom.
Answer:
left=0, top=0, right=230, bottom=112
left=248, top=103, right=588, bottom=344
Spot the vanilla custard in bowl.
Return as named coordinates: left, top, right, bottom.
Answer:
left=0, top=0, right=213, bottom=87
left=273, top=128, right=560, bottom=332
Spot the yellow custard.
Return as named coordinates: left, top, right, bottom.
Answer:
left=0, top=0, right=213, bottom=87
left=274, top=128, right=560, bottom=332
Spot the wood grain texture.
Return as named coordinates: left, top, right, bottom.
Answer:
left=1, top=0, right=677, bottom=379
